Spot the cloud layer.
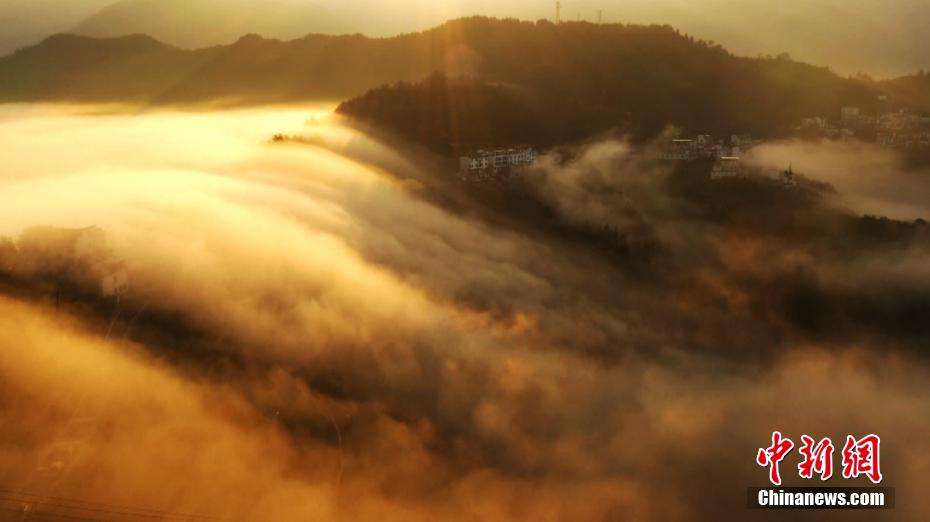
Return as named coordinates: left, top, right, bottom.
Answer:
left=1, top=106, right=929, bottom=521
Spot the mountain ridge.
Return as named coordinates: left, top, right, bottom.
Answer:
left=71, top=0, right=353, bottom=49
left=1, top=17, right=927, bottom=143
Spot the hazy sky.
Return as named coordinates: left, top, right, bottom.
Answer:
left=1, top=0, right=928, bottom=76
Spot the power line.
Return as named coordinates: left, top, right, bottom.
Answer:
left=0, top=506, right=116, bottom=522
left=0, top=490, right=219, bottom=521
left=0, top=496, right=192, bottom=521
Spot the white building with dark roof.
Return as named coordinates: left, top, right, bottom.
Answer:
left=459, top=145, right=538, bottom=172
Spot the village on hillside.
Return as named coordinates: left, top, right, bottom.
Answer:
left=453, top=100, right=930, bottom=186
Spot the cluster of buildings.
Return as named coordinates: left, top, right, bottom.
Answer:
left=459, top=133, right=799, bottom=186
left=658, top=133, right=755, bottom=162
left=458, top=145, right=539, bottom=178
left=658, top=133, right=773, bottom=182
left=655, top=132, right=801, bottom=185
left=798, top=105, right=930, bottom=148
left=797, top=116, right=855, bottom=141
left=875, top=109, right=930, bottom=148
left=710, top=156, right=744, bottom=178
left=711, top=159, right=799, bottom=186
left=798, top=106, right=872, bottom=141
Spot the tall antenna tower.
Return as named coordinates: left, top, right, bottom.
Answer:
left=556, top=1, right=561, bottom=24
left=598, top=10, right=603, bottom=24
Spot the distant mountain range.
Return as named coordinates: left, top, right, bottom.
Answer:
left=0, top=29, right=431, bottom=105
left=1, top=17, right=929, bottom=148
left=0, top=0, right=507, bottom=57
left=0, top=0, right=113, bottom=57
left=4, top=0, right=930, bottom=77
left=71, top=0, right=352, bottom=49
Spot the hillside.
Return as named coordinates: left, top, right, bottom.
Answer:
left=336, top=73, right=545, bottom=156
left=0, top=34, right=218, bottom=103
left=880, top=72, right=930, bottom=107
left=335, top=20, right=885, bottom=150
left=0, top=17, right=914, bottom=138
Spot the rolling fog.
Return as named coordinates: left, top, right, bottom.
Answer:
left=1, top=105, right=929, bottom=521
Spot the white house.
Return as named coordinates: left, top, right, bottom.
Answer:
left=658, top=139, right=697, bottom=160
left=710, top=156, right=744, bottom=178
left=841, top=106, right=861, bottom=123
left=459, top=146, right=539, bottom=172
